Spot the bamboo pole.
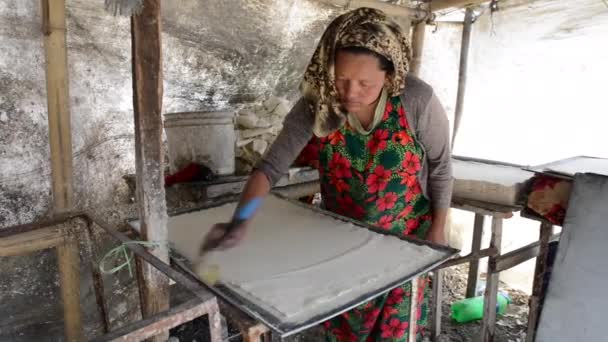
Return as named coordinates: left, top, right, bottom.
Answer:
left=410, top=21, right=426, bottom=76
left=451, top=7, right=474, bottom=147
left=131, top=1, right=170, bottom=341
left=41, top=0, right=73, bottom=212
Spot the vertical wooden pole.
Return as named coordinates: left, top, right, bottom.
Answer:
left=451, top=7, right=474, bottom=147
left=481, top=216, right=502, bottom=342
left=41, top=0, right=73, bottom=212
left=526, top=222, right=553, bottom=342
left=131, top=1, right=170, bottom=340
left=410, top=20, right=426, bottom=76
left=408, top=276, right=419, bottom=342
left=466, top=213, right=485, bottom=298
left=431, top=270, right=443, bottom=341
left=57, top=237, right=84, bottom=341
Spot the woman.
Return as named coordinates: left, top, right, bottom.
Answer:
left=205, top=7, right=452, bottom=341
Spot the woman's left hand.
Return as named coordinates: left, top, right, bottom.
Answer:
left=426, top=224, right=447, bottom=246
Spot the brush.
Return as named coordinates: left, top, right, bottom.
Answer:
left=195, top=197, right=263, bottom=285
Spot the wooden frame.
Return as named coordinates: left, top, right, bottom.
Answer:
left=1, top=214, right=223, bottom=342
left=430, top=197, right=560, bottom=342
left=1, top=218, right=84, bottom=341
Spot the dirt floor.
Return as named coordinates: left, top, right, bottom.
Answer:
left=170, top=264, right=530, bottom=342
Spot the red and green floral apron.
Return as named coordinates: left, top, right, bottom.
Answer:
left=297, top=95, right=433, bottom=341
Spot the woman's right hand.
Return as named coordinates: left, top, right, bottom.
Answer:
left=202, top=222, right=248, bottom=253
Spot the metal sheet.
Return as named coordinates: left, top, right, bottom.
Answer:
left=535, top=173, right=608, bottom=342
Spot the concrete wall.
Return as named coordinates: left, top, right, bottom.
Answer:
left=0, top=0, right=337, bottom=229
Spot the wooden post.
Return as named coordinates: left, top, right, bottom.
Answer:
left=408, top=276, right=419, bottom=342
left=431, top=270, right=443, bottom=341
left=57, top=236, right=84, bottom=341
left=41, top=0, right=73, bottom=212
left=526, top=222, right=553, bottom=342
left=466, top=213, right=485, bottom=298
left=451, top=7, right=474, bottom=147
left=131, top=1, right=170, bottom=340
left=481, top=216, right=502, bottom=342
left=410, top=20, right=426, bottom=76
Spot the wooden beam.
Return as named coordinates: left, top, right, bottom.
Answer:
left=90, top=216, right=216, bottom=302
left=481, top=217, right=502, bottom=342
left=315, top=0, right=426, bottom=20
left=466, top=213, right=485, bottom=298
left=431, top=0, right=488, bottom=12
left=40, top=0, right=73, bottom=212
left=408, top=276, right=419, bottom=342
left=526, top=222, right=554, bottom=342
left=131, top=1, right=170, bottom=340
left=433, top=246, right=496, bottom=270
left=0, top=226, right=66, bottom=257
left=431, top=270, right=443, bottom=341
left=410, top=21, right=426, bottom=76
left=451, top=7, right=474, bottom=147
left=91, top=298, right=221, bottom=342
left=57, top=236, right=84, bottom=341
left=452, top=198, right=519, bottom=217
left=90, top=216, right=223, bottom=341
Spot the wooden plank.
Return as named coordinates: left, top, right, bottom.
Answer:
left=91, top=298, right=220, bottom=342
left=40, top=0, right=73, bottom=212
left=0, top=212, right=85, bottom=239
left=481, top=217, right=502, bottom=342
left=525, top=222, right=553, bottom=342
left=431, top=270, right=443, bottom=341
left=131, top=1, right=170, bottom=339
left=466, top=213, right=485, bottom=298
left=452, top=197, right=519, bottom=217
left=452, top=7, right=474, bottom=147
left=83, top=220, right=110, bottom=333
left=410, top=21, right=426, bottom=76
left=494, top=233, right=559, bottom=273
left=57, top=237, right=84, bottom=341
left=0, top=227, right=66, bottom=257
left=431, top=0, right=488, bottom=12
left=433, top=246, right=497, bottom=270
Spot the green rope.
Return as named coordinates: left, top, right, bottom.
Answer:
left=99, top=240, right=164, bottom=277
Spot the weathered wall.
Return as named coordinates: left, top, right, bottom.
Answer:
left=0, top=0, right=338, bottom=340
left=0, top=0, right=337, bottom=229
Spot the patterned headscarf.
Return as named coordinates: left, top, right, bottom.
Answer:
left=300, top=7, right=412, bottom=137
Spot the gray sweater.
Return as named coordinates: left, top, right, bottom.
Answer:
left=256, top=74, right=453, bottom=209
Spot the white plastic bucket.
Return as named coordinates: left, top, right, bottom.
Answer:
left=164, top=111, right=235, bottom=175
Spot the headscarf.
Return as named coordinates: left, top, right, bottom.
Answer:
left=300, top=7, right=412, bottom=137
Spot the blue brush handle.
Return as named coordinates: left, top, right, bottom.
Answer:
left=233, top=197, right=263, bottom=222
left=223, top=197, right=263, bottom=234
left=202, top=197, right=263, bottom=252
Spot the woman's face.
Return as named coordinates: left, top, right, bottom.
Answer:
left=335, top=51, right=387, bottom=114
